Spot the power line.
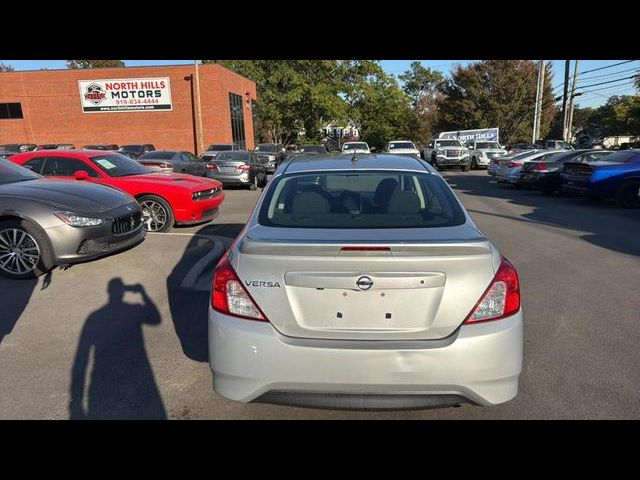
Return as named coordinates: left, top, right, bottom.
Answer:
left=579, top=60, right=636, bottom=75
left=578, top=65, right=640, bottom=82
left=576, top=74, right=640, bottom=90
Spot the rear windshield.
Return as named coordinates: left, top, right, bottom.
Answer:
left=208, top=144, right=233, bottom=151
left=258, top=171, right=466, bottom=229
left=595, top=150, right=638, bottom=163
left=215, top=151, right=251, bottom=161
left=139, top=151, right=174, bottom=160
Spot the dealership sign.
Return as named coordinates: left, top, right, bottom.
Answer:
left=78, top=77, right=172, bottom=113
left=439, top=128, right=499, bottom=143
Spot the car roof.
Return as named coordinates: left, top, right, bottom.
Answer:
left=13, top=149, right=115, bottom=158
left=282, top=153, right=430, bottom=174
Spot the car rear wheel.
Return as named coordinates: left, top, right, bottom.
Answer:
left=0, top=219, right=54, bottom=279
left=461, top=163, right=469, bottom=172
left=248, top=175, right=258, bottom=191
left=138, top=195, right=174, bottom=232
left=471, top=157, right=477, bottom=170
left=615, top=181, right=640, bottom=209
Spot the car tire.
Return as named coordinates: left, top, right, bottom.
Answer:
left=471, top=157, right=477, bottom=170
left=138, top=195, right=174, bottom=233
left=614, top=180, right=640, bottom=209
left=461, top=163, right=469, bottom=172
left=0, top=218, right=54, bottom=279
left=248, top=175, right=257, bottom=191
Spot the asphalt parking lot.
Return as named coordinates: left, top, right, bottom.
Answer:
left=1, top=172, right=639, bottom=419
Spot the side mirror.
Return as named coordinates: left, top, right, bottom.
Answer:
left=74, top=170, right=89, bottom=181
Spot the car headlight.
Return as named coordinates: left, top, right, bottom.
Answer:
left=268, top=155, right=276, bottom=161
left=55, top=211, right=104, bottom=227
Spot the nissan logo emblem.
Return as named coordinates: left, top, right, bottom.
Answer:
left=356, top=275, right=374, bottom=291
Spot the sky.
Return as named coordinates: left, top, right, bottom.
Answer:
left=1, top=59, right=638, bottom=109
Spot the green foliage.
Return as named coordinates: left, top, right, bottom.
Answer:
left=0, top=62, right=14, bottom=72
left=67, top=60, right=125, bottom=69
left=589, top=95, right=640, bottom=136
left=435, top=60, right=556, bottom=144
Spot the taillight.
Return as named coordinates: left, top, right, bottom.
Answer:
left=237, top=165, right=251, bottom=171
left=464, top=257, right=520, bottom=324
left=158, top=162, right=173, bottom=170
left=532, top=162, right=548, bottom=172
left=207, top=163, right=219, bottom=171
left=211, top=253, right=268, bottom=322
left=506, top=162, right=522, bottom=168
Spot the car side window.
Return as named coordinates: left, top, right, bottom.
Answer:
left=41, top=157, right=100, bottom=177
left=24, top=157, right=46, bottom=174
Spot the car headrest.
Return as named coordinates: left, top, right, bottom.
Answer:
left=374, top=178, right=399, bottom=206
left=291, top=191, right=330, bottom=216
left=387, top=190, right=421, bottom=215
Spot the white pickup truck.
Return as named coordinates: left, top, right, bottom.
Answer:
left=465, top=140, right=508, bottom=169
left=422, top=139, right=470, bottom=171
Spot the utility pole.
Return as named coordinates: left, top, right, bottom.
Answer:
left=566, top=60, right=580, bottom=146
left=194, top=60, right=204, bottom=155
left=532, top=60, right=544, bottom=145
left=561, top=60, right=570, bottom=142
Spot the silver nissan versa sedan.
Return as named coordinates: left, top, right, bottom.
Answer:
left=208, top=154, right=523, bottom=410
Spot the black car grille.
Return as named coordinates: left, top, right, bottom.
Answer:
left=446, top=150, right=462, bottom=157
left=112, top=211, right=143, bottom=235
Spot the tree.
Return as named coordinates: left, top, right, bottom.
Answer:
left=398, top=61, right=444, bottom=145
left=590, top=95, right=640, bottom=136
left=67, top=60, right=125, bottom=69
left=0, top=62, right=14, bottom=72
left=206, top=60, right=348, bottom=144
left=399, top=61, right=443, bottom=111
left=435, top=60, right=556, bottom=144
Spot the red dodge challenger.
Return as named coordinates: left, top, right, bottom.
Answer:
left=10, top=150, right=225, bottom=232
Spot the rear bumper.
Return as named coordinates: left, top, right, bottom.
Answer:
left=209, top=308, right=523, bottom=408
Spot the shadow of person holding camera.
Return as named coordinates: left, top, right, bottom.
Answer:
left=69, top=278, right=166, bottom=419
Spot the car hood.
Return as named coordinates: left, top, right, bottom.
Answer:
left=0, top=178, right=134, bottom=213
left=437, top=146, right=465, bottom=150
left=117, top=172, right=222, bottom=192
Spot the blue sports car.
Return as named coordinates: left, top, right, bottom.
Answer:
left=561, top=150, right=640, bottom=208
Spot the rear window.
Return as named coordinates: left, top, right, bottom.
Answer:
left=258, top=171, right=466, bottom=229
left=595, top=150, right=638, bottom=163
left=140, top=151, right=174, bottom=160
left=208, top=144, right=233, bottom=151
left=215, top=151, right=251, bottom=161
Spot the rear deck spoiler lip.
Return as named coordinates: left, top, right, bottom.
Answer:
left=238, top=238, right=492, bottom=256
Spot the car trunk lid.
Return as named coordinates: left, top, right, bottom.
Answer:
left=232, top=224, right=498, bottom=341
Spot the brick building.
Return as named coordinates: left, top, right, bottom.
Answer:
left=0, top=63, right=257, bottom=154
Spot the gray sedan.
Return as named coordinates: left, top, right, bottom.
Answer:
left=0, top=159, right=145, bottom=279
left=138, top=150, right=207, bottom=177
left=208, top=153, right=523, bottom=409
left=205, top=151, right=268, bottom=190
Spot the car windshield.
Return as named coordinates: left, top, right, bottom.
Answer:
left=389, top=142, right=415, bottom=149
left=215, top=151, right=251, bottom=161
left=256, top=144, right=279, bottom=152
left=435, top=140, right=461, bottom=147
left=343, top=143, right=368, bottom=150
left=88, top=153, right=149, bottom=177
left=476, top=142, right=500, bottom=149
left=208, top=144, right=233, bottom=151
left=119, top=145, right=144, bottom=153
left=0, top=145, right=21, bottom=153
left=0, top=158, right=41, bottom=185
left=139, top=151, right=175, bottom=160
left=301, top=146, right=326, bottom=153
left=259, top=171, right=466, bottom=229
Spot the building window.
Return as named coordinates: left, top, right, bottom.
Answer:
left=0, top=103, right=23, bottom=119
left=229, top=93, right=246, bottom=150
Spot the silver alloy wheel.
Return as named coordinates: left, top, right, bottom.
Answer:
left=0, top=228, right=41, bottom=275
left=140, top=200, right=168, bottom=232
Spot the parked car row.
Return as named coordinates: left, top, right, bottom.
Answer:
left=490, top=148, right=640, bottom=209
